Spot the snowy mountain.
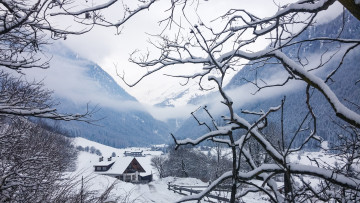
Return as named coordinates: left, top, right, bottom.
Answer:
left=25, top=44, right=171, bottom=147
left=154, top=81, right=215, bottom=107
left=174, top=11, right=360, bottom=147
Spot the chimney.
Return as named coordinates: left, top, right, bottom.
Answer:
left=99, top=156, right=103, bottom=162
left=108, top=157, right=112, bottom=161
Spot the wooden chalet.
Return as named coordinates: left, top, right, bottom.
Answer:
left=94, top=156, right=152, bottom=183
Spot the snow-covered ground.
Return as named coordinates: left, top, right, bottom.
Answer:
left=71, top=137, right=200, bottom=202
left=70, top=137, right=268, bottom=202
left=69, top=137, right=344, bottom=202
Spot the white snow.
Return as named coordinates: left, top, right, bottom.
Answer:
left=70, top=137, right=278, bottom=202
left=69, top=137, right=358, bottom=202
left=70, top=137, right=209, bottom=202
left=321, top=140, right=329, bottom=151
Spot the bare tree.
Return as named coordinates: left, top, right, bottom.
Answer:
left=0, top=116, right=133, bottom=202
left=120, top=0, right=360, bottom=202
left=3, top=0, right=360, bottom=202
left=0, top=70, right=97, bottom=121
left=0, top=0, right=156, bottom=120
left=50, top=175, right=135, bottom=203
left=151, top=155, right=167, bottom=179
left=0, top=0, right=155, bottom=69
left=0, top=117, right=78, bottom=202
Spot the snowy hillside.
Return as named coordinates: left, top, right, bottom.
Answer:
left=70, top=138, right=268, bottom=202
left=71, top=137, right=208, bottom=203
left=68, top=137, right=347, bottom=202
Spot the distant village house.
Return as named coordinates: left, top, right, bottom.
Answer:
left=123, top=150, right=145, bottom=157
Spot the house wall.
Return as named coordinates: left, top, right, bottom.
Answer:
left=117, top=173, right=137, bottom=182
left=94, top=162, right=115, bottom=172
left=106, top=173, right=152, bottom=183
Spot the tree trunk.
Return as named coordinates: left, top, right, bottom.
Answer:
left=284, top=170, right=294, bottom=203
left=230, top=183, right=237, bottom=203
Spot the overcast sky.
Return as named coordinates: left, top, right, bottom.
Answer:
left=59, top=0, right=342, bottom=104
left=34, top=0, right=344, bottom=121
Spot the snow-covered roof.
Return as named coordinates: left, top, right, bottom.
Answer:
left=93, top=158, right=115, bottom=167
left=94, top=156, right=153, bottom=176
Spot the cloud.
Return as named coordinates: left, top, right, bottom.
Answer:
left=196, top=73, right=305, bottom=116
left=191, top=47, right=347, bottom=117
left=144, top=103, right=199, bottom=121
left=17, top=49, right=196, bottom=121
left=13, top=0, right=344, bottom=122
left=13, top=38, right=342, bottom=123
left=60, top=0, right=341, bottom=106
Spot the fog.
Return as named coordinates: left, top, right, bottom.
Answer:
left=19, top=47, right=197, bottom=121
left=61, top=0, right=343, bottom=105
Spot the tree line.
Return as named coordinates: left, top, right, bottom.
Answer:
left=151, top=145, right=232, bottom=183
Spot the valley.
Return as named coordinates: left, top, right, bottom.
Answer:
left=1, top=0, right=360, bottom=202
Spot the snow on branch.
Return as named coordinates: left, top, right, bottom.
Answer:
left=173, top=124, right=239, bottom=149
left=272, top=50, right=360, bottom=128
left=0, top=71, right=97, bottom=123
left=233, top=113, right=283, bottom=163
left=237, top=163, right=360, bottom=191
left=0, top=106, right=97, bottom=123
left=229, top=0, right=336, bottom=34
left=176, top=171, right=233, bottom=203
left=116, top=0, right=360, bottom=202
left=214, top=46, right=360, bottom=128
left=50, top=0, right=119, bottom=16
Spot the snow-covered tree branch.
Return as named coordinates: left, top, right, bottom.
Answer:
left=0, top=71, right=97, bottom=122
left=0, top=0, right=154, bottom=120
left=122, top=0, right=360, bottom=202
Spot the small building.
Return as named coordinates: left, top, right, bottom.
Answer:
left=123, top=150, right=145, bottom=157
left=94, top=156, right=152, bottom=183
left=151, top=144, right=168, bottom=153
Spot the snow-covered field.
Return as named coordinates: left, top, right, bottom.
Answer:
left=70, top=137, right=268, bottom=202
left=69, top=137, right=342, bottom=203
left=71, top=137, right=200, bottom=202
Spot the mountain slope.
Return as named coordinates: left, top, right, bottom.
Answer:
left=28, top=43, right=171, bottom=147
left=174, top=11, right=360, bottom=147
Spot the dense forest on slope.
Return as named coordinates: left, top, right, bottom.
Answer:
left=174, top=11, right=360, bottom=149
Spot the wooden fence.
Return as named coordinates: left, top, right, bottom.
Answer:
left=167, top=183, right=230, bottom=202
